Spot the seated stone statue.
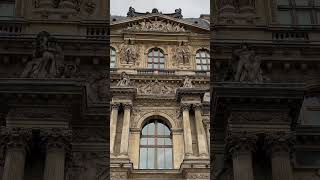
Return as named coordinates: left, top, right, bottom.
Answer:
left=21, top=31, right=63, bottom=78
left=182, top=76, right=194, bottom=88
left=117, top=72, right=131, bottom=87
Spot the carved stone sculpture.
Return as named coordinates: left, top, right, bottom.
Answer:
left=127, top=20, right=186, bottom=32
left=87, top=72, right=107, bottom=102
left=116, top=72, right=132, bottom=87
left=21, top=31, right=79, bottom=78
left=173, top=42, right=191, bottom=65
left=182, top=76, right=194, bottom=88
left=233, top=43, right=263, bottom=82
left=119, top=43, right=139, bottom=65
left=138, top=79, right=174, bottom=95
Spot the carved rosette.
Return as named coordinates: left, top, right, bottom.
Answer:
left=226, top=132, right=257, bottom=158
left=264, top=132, right=295, bottom=158
left=41, top=128, right=72, bottom=152
left=1, top=127, right=32, bottom=151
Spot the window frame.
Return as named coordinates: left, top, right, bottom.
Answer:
left=110, top=47, right=116, bottom=68
left=147, top=48, right=165, bottom=70
left=195, top=49, right=210, bottom=71
left=277, top=0, right=320, bottom=25
left=139, top=120, right=173, bottom=169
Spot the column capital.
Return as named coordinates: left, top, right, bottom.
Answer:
left=1, top=127, right=31, bottom=151
left=193, top=103, right=202, bottom=110
left=180, top=103, right=191, bottom=111
left=111, top=102, right=120, bottom=109
left=226, top=132, right=257, bottom=158
left=264, top=132, right=295, bottom=157
left=123, top=103, right=133, bottom=110
left=41, top=128, right=72, bottom=151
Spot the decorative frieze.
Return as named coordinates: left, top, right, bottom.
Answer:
left=126, top=20, right=186, bottom=32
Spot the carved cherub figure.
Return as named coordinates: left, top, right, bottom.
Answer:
left=182, top=76, right=194, bottom=88
left=117, top=72, right=131, bottom=87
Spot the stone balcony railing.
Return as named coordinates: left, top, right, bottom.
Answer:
left=272, top=31, right=309, bottom=42
left=0, top=19, right=25, bottom=36
left=111, top=68, right=210, bottom=77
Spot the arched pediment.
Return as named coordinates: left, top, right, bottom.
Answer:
left=135, top=111, right=178, bottom=130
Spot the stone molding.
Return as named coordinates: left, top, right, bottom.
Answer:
left=181, top=103, right=192, bottom=111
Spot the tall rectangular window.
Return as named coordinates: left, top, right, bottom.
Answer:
left=277, top=0, right=320, bottom=25
left=0, top=1, right=15, bottom=17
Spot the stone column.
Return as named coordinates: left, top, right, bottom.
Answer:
left=181, top=103, right=193, bottom=157
left=227, top=133, right=257, bottom=180
left=119, top=103, right=132, bottom=156
left=265, top=133, right=294, bottom=180
left=2, top=128, right=31, bottom=180
left=110, top=103, right=120, bottom=155
left=42, top=129, right=71, bottom=180
left=193, top=103, right=209, bottom=157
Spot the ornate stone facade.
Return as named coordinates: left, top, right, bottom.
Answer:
left=111, top=7, right=210, bottom=180
left=0, top=0, right=108, bottom=179
left=212, top=0, right=320, bottom=179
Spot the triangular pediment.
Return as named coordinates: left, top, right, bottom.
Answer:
left=111, top=13, right=210, bottom=33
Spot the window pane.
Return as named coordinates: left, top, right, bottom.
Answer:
left=295, top=0, right=309, bottom=6
left=196, top=53, right=200, bottom=58
left=160, top=58, right=164, bottom=63
left=148, top=123, right=155, bottom=135
left=196, top=59, right=201, bottom=64
left=153, top=58, right=159, bottom=63
left=165, top=138, right=172, bottom=145
left=158, top=148, right=165, bottom=169
left=197, top=65, right=202, bottom=70
left=0, top=3, right=15, bottom=16
left=153, top=64, right=158, bottom=69
left=154, top=51, right=159, bottom=56
left=278, top=10, right=292, bottom=24
left=148, top=57, right=153, bottom=62
left=297, top=10, right=311, bottom=25
left=160, top=64, right=164, bottom=69
left=140, top=138, right=147, bottom=145
left=278, top=0, right=290, bottom=5
left=164, top=127, right=170, bottom=135
left=148, top=138, right=155, bottom=145
left=140, top=148, right=147, bottom=169
left=203, top=66, right=208, bottom=71
left=158, top=123, right=165, bottom=135
left=142, top=126, right=147, bottom=135
left=158, top=138, right=165, bottom=145
left=148, top=64, right=153, bottom=69
left=165, top=148, right=173, bottom=169
left=147, top=148, right=155, bottom=169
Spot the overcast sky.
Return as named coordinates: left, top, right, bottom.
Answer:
left=110, top=0, right=210, bottom=18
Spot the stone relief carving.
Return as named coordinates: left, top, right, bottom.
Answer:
left=131, top=108, right=181, bottom=128
left=172, top=42, right=191, bottom=66
left=233, top=43, right=263, bottom=82
left=72, top=128, right=107, bottom=142
left=116, top=72, right=133, bottom=87
left=67, top=152, right=107, bottom=180
left=182, top=76, right=194, bottom=88
left=224, top=43, right=266, bottom=82
left=127, top=20, right=186, bottom=32
left=34, top=0, right=97, bottom=15
left=21, top=31, right=79, bottom=78
left=119, top=43, right=139, bottom=65
left=87, top=72, right=108, bottom=102
left=138, top=79, right=174, bottom=95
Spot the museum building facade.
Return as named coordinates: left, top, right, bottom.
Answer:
left=110, top=7, right=211, bottom=180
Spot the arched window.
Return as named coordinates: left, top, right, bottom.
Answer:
left=147, top=48, right=165, bottom=70
left=110, top=47, right=116, bottom=68
left=139, top=120, right=173, bottom=169
left=196, top=50, right=210, bottom=71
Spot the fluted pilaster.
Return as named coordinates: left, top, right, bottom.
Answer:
left=226, top=132, right=257, bottom=180
left=193, top=103, right=208, bottom=157
left=265, top=133, right=295, bottom=180
left=2, top=128, right=31, bottom=180
left=181, top=103, right=193, bottom=157
left=110, top=103, right=120, bottom=155
left=42, top=128, right=72, bottom=180
left=119, top=103, right=132, bottom=156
